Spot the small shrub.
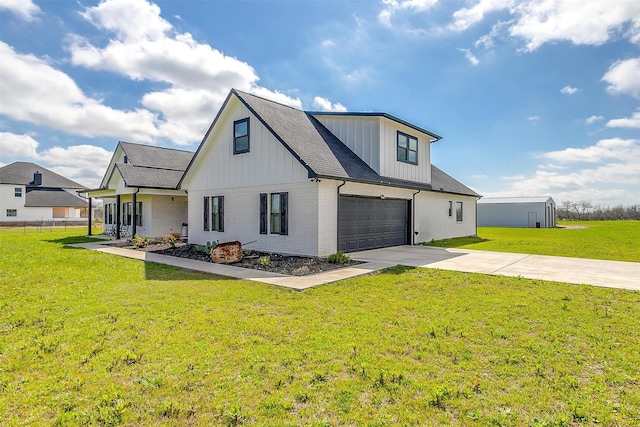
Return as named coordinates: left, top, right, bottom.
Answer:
left=328, top=251, right=351, bottom=264
left=163, top=234, right=177, bottom=248
left=195, top=240, right=218, bottom=255
left=259, top=256, right=270, bottom=267
left=132, top=234, right=149, bottom=248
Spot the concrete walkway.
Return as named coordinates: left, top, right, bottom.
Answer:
left=73, top=241, right=640, bottom=291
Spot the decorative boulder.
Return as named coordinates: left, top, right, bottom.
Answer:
left=210, top=241, right=243, bottom=264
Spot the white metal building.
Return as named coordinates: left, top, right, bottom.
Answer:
left=477, top=196, right=556, bottom=228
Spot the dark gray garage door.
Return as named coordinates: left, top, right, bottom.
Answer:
left=338, top=196, right=409, bottom=252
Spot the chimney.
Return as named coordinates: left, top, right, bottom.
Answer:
left=33, top=171, right=42, bottom=186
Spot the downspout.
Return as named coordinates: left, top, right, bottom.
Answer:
left=412, top=189, right=420, bottom=245
left=131, top=188, right=140, bottom=237
left=336, top=180, right=346, bottom=252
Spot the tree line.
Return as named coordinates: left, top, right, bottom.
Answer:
left=557, top=200, right=640, bottom=220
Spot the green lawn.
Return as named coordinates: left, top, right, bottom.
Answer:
left=1, top=227, right=639, bottom=426
left=424, top=220, right=640, bottom=262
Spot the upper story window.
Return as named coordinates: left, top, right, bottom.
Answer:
left=397, top=131, right=418, bottom=165
left=233, top=118, right=250, bottom=154
left=14, top=187, right=22, bottom=197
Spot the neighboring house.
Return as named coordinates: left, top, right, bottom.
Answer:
left=180, top=89, right=480, bottom=257
left=477, top=196, right=557, bottom=228
left=83, top=142, right=192, bottom=238
left=0, top=162, right=87, bottom=224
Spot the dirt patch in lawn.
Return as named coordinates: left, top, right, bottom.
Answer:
left=108, top=240, right=360, bottom=276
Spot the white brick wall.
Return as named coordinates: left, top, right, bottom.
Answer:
left=188, top=181, right=321, bottom=257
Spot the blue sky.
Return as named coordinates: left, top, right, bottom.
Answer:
left=1, top=0, right=639, bottom=206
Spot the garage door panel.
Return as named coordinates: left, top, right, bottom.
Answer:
left=338, top=196, right=408, bottom=252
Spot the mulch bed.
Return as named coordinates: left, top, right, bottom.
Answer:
left=108, top=240, right=361, bottom=276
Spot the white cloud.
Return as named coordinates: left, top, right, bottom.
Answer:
left=312, top=97, right=348, bottom=112
left=0, top=0, right=41, bottom=21
left=602, top=58, right=640, bottom=98
left=0, top=42, right=160, bottom=142
left=606, top=110, right=640, bottom=129
left=250, top=87, right=302, bottom=109
left=0, top=132, right=112, bottom=188
left=68, top=0, right=301, bottom=145
left=0, top=132, right=40, bottom=160
left=540, top=138, right=640, bottom=163
left=457, top=48, right=480, bottom=65
left=484, top=138, right=640, bottom=205
left=527, top=115, right=540, bottom=121
left=448, top=0, right=640, bottom=51
left=509, top=0, right=640, bottom=51
left=449, top=0, right=514, bottom=32
left=560, top=85, right=579, bottom=95
left=586, top=115, right=604, bottom=125
left=378, top=0, right=439, bottom=27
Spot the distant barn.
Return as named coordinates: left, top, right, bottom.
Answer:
left=477, top=196, right=556, bottom=228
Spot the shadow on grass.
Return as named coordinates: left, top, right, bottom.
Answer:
left=144, top=262, right=216, bottom=281
left=421, top=235, right=491, bottom=248
left=45, top=236, right=105, bottom=246
left=379, top=265, right=416, bottom=275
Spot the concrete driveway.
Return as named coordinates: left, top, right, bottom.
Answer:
left=349, top=245, right=640, bottom=291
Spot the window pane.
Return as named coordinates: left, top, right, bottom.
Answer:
left=408, top=151, right=417, bottom=163
left=397, top=147, right=406, bottom=161
left=272, top=215, right=281, bottom=233
left=271, top=194, right=280, bottom=213
left=398, top=134, right=407, bottom=148
left=235, top=120, right=247, bottom=136
left=235, top=136, right=248, bottom=152
left=212, top=198, right=219, bottom=214
left=409, top=137, right=417, bottom=151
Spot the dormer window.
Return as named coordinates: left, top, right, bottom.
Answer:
left=233, top=118, right=250, bottom=154
left=397, top=131, right=418, bottom=165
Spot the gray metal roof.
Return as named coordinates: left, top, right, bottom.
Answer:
left=0, top=162, right=86, bottom=189
left=25, top=189, right=87, bottom=207
left=478, top=196, right=554, bottom=204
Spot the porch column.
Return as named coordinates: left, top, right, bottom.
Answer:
left=131, top=192, right=137, bottom=237
left=87, top=197, right=92, bottom=236
left=116, top=195, right=121, bottom=240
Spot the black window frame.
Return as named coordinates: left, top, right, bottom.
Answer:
left=211, top=196, right=224, bottom=232
left=14, top=187, right=22, bottom=197
left=397, top=131, right=418, bottom=165
left=270, top=192, right=288, bottom=235
left=233, top=117, right=250, bottom=154
left=456, top=201, right=463, bottom=222
left=203, top=196, right=209, bottom=231
left=6, top=209, right=17, bottom=217
left=448, top=201, right=453, bottom=217
left=121, top=202, right=141, bottom=226
left=259, top=193, right=267, bottom=234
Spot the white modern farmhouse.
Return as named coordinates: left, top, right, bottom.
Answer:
left=180, top=89, right=479, bottom=257
left=0, top=162, right=87, bottom=224
left=83, top=141, right=192, bottom=238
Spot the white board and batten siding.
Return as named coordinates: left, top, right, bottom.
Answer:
left=183, top=98, right=324, bottom=257
left=314, top=115, right=432, bottom=185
